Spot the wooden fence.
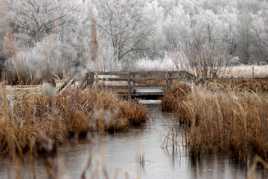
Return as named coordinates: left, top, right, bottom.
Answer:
left=93, top=71, right=195, bottom=99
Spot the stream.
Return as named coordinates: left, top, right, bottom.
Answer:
left=0, top=104, right=267, bottom=179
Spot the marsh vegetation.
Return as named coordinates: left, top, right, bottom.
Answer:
left=2, top=105, right=268, bottom=179
left=0, top=0, right=268, bottom=178
left=162, top=81, right=268, bottom=163
left=0, top=85, right=147, bottom=158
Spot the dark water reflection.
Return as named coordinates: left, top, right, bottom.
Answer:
left=0, top=104, right=267, bottom=179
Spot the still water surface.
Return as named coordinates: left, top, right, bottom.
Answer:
left=0, top=104, right=267, bottom=179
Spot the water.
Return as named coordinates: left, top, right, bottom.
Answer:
left=0, top=104, right=267, bottom=179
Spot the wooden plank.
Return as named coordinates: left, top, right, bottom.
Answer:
left=133, top=93, right=164, bottom=97
left=96, top=85, right=129, bottom=89
left=134, top=74, right=167, bottom=79
left=133, top=84, right=164, bottom=88
left=85, top=70, right=196, bottom=80
left=95, top=71, right=179, bottom=74
left=96, top=78, right=129, bottom=81
left=96, top=71, right=130, bottom=76
left=95, top=71, right=190, bottom=81
left=96, top=77, right=179, bottom=83
left=131, top=71, right=178, bottom=75
left=133, top=77, right=179, bottom=81
left=134, top=90, right=164, bottom=94
left=134, top=87, right=164, bottom=95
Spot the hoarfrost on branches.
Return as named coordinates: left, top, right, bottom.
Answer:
left=0, top=0, right=267, bottom=82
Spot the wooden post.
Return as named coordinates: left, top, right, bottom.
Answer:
left=132, top=72, right=136, bottom=93
left=252, top=65, right=255, bottom=79
left=88, top=72, right=95, bottom=88
left=166, top=72, right=171, bottom=91
left=128, top=72, right=132, bottom=100
left=168, top=72, right=172, bottom=89
left=95, top=72, right=99, bottom=89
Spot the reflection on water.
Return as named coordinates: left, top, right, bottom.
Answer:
left=0, top=104, right=268, bottom=179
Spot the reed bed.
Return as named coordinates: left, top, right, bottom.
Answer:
left=206, top=78, right=268, bottom=92
left=162, top=83, right=268, bottom=162
left=0, top=86, right=147, bottom=158
left=161, top=83, right=191, bottom=114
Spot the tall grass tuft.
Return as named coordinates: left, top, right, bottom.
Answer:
left=0, top=87, right=148, bottom=157
left=163, top=84, right=268, bottom=162
left=162, top=83, right=192, bottom=121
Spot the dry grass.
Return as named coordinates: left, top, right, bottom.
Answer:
left=162, top=83, right=268, bottom=162
left=223, top=65, right=268, bottom=78
left=0, top=86, right=147, bottom=157
left=162, top=83, right=191, bottom=113
left=205, top=78, right=268, bottom=92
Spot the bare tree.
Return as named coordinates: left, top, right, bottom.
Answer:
left=95, top=0, right=153, bottom=62
left=90, top=14, right=98, bottom=63
left=251, top=11, right=268, bottom=63
left=184, top=25, right=229, bottom=79
left=238, top=4, right=252, bottom=64
left=0, top=0, right=9, bottom=52
left=8, top=0, right=78, bottom=45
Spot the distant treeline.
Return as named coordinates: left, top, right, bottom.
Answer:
left=0, top=0, right=267, bottom=82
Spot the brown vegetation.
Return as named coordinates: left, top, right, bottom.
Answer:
left=205, top=78, right=268, bottom=92
left=162, top=83, right=268, bottom=162
left=161, top=83, right=191, bottom=113
left=0, top=87, right=147, bottom=158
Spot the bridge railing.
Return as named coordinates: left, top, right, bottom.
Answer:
left=93, top=71, right=191, bottom=99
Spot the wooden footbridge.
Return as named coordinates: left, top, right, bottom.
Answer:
left=68, top=71, right=196, bottom=100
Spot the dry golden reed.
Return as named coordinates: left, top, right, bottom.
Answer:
left=0, top=87, right=147, bottom=157
left=161, top=83, right=191, bottom=113
left=206, top=78, right=268, bottom=92
left=163, top=83, right=268, bottom=162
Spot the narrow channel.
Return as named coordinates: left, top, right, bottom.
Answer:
left=0, top=104, right=267, bottom=179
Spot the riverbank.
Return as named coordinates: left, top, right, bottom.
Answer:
left=2, top=105, right=263, bottom=179
left=162, top=82, right=268, bottom=162
left=0, top=86, right=147, bottom=158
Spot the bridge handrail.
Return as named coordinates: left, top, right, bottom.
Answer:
left=93, top=71, right=196, bottom=100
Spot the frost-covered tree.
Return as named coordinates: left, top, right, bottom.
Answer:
left=8, top=0, right=79, bottom=46
left=2, top=0, right=268, bottom=83
left=251, top=5, right=268, bottom=63
left=95, top=0, right=153, bottom=64
left=2, top=0, right=93, bottom=82
left=0, top=0, right=9, bottom=53
left=237, top=1, right=253, bottom=64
